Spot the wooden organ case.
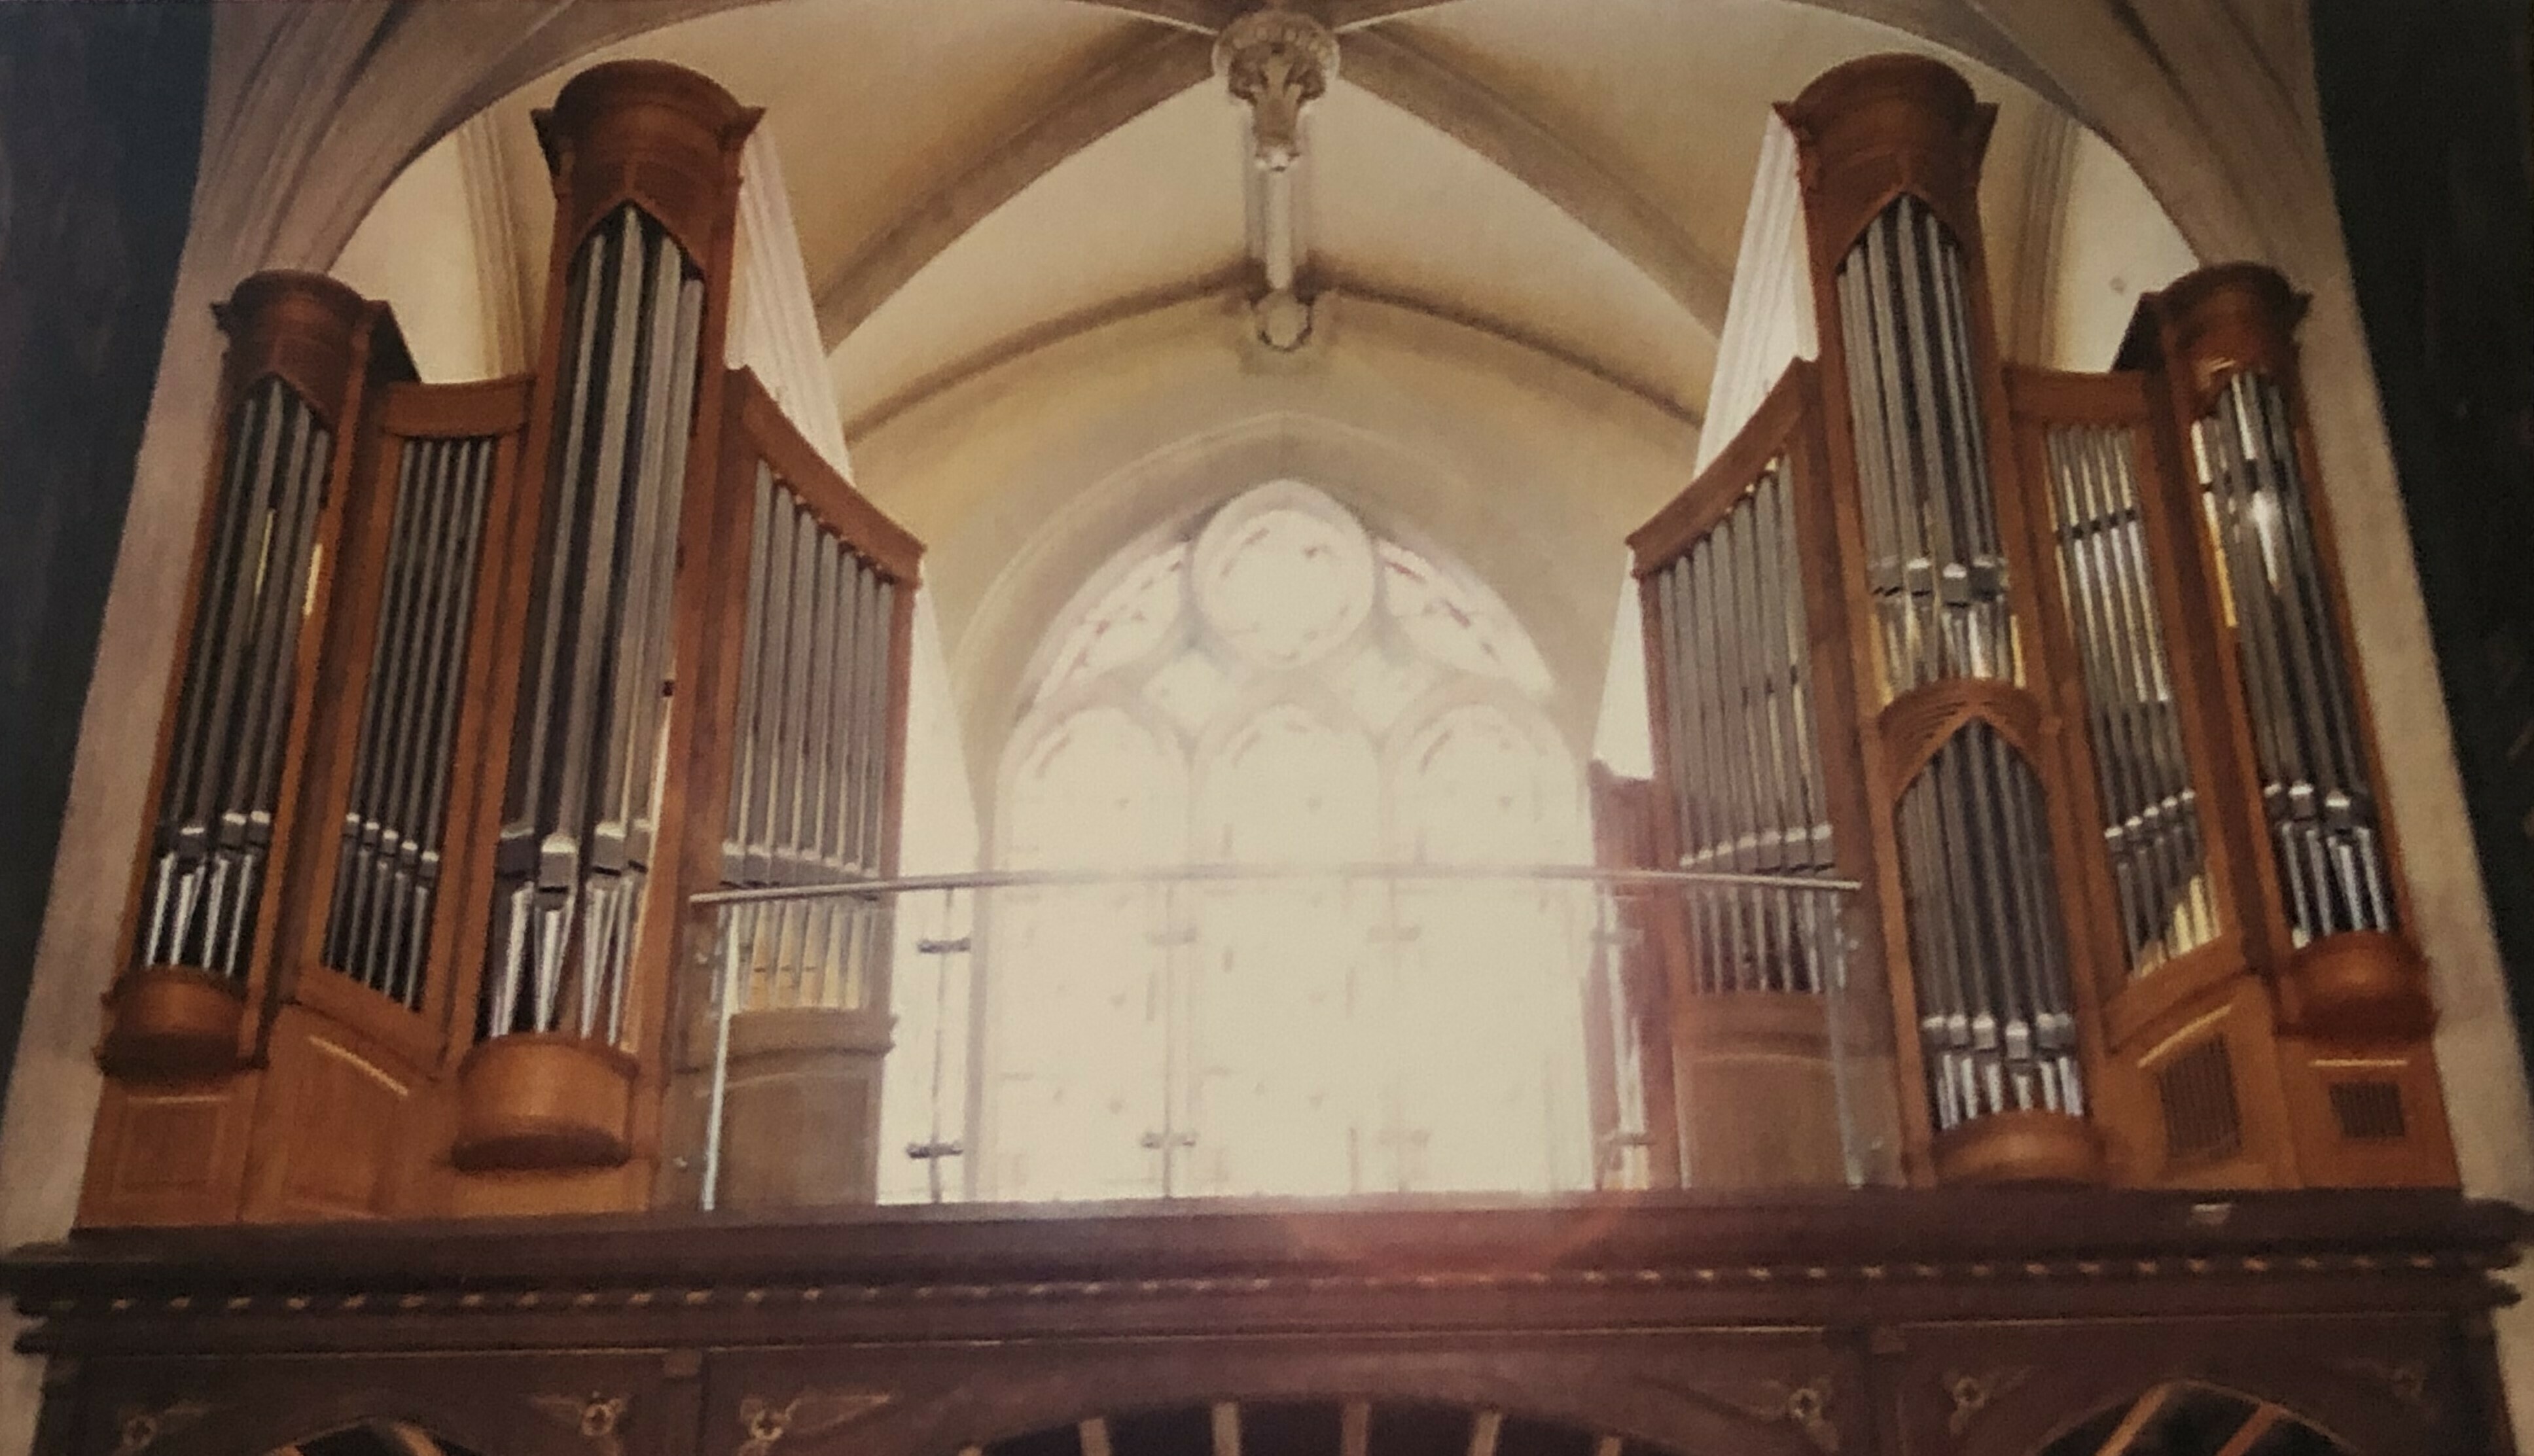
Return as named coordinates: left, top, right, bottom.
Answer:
left=79, top=61, right=925, bottom=1227
left=1629, top=55, right=2457, bottom=1190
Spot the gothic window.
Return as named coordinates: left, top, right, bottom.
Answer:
left=976, top=480, right=1590, bottom=1201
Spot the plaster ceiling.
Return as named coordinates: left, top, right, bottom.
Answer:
left=329, top=0, right=2194, bottom=773
left=340, top=0, right=2183, bottom=415
left=832, top=80, right=1251, bottom=427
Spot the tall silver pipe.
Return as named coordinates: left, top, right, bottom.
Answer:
left=1898, top=725, right=2081, bottom=1127
left=1646, top=460, right=1836, bottom=997
left=398, top=440, right=495, bottom=1007
left=486, top=205, right=702, bottom=1039
left=2194, top=370, right=2390, bottom=943
left=1835, top=197, right=2014, bottom=695
left=327, top=436, right=428, bottom=977
left=355, top=435, right=462, bottom=983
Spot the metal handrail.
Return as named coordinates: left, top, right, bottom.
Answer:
left=688, top=861, right=1863, bottom=908
left=690, top=859, right=1866, bottom=1209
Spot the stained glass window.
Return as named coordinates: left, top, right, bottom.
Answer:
left=980, top=480, right=1591, bottom=1200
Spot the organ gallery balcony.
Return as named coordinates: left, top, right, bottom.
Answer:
left=677, top=864, right=1888, bottom=1209
left=5, top=1184, right=2522, bottom=1456
left=7, top=41, right=2518, bottom=1456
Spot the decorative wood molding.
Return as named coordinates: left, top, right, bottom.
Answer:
left=1940, top=1366, right=2031, bottom=1440
left=2329, top=1357, right=2433, bottom=1417
left=736, top=1389, right=893, bottom=1456
left=1643, top=1372, right=1840, bottom=1452
left=10, top=1189, right=2520, bottom=1328
left=531, top=1393, right=631, bottom=1456
left=108, top=1399, right=213, bottom=1456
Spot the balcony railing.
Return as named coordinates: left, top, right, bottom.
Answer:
left=679, top=864, right=1897, bottom=1211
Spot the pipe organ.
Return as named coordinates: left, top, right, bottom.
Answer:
left=76, top=46, right=2458, bottom=1227
left=1632, top=55, right=2456, bottom=1188
left=80, top=61, right=923, bottom=1226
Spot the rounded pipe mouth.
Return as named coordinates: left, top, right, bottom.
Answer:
left=452, top=1033, right=639, bottom=1173
left=1931, top=1107, right=2107, bottom=1186
left=99, top=964, right=249, bottom=1082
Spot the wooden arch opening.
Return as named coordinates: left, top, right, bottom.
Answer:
left=2035, top=1384, right=2346, bottom=1456
left=264, top=1423, right=490, bottom=1456
left=955, top=1398, right=1717, bottom=1456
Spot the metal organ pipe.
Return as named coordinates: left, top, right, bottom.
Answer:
left=487, top=204, right=705, bottom=1040
left=1835, top=197, right=2015, bottom=696
left=2041, top=425, right=2216, bottom=974
left=1897, top=724, right=2082, bottom=1129
left=323, top=434, right=497, bottom=1007
left=717, top=465, right=901, bottom=1015
left=141, top=378, right=335, bottom=978
left=1648, top=463, right=1840, bottom=996
left=2192, top=371, right=2392, bottom=944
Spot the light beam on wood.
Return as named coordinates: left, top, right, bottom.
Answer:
left=2090, top=1383, right=2174, bottom=1456
left=2211, top=1403, right=2287, bottom=1456
left=1342, top=1400, right=1372, bottom=1456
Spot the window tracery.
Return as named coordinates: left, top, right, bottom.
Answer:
left=976, top=480, right=1590, bottom=1200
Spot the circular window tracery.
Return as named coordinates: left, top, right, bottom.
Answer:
left=1194, top=482, right=1376, bottom=670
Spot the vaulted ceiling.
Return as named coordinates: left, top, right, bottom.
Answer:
left=341, top=0, right=2188, bottom=423
left=329, top=0, right=2194, bottom=786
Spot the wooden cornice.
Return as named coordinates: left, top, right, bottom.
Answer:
left=6, top=1190, right=2520, bottom=1357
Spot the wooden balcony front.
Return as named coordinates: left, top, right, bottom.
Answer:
left=5, top=1187, right=2521, bottom=1456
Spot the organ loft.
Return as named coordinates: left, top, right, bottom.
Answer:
left=0, top=6, right=2528, bottom=1456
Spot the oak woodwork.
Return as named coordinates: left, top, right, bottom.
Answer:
left=238, top=1004, right=427, bottom=1221
left=2118, top=264, right=2454, bottom=1188
left=446, top=58, right=757, bottom=1195
left=533, top=61, right=762, bottom=272
left=4, top=1190, right=2522, bottom=1456
left=1929, top=1105, right=2108, bottom=1186
left=282, top=376, right=534, bottom=1084
left=107, top=273, right=414, bottom=1082
left=80, top=60, right=936, bottom=1226
left=658, top=368, right=924, bottom=1209
left=84, top=274, right=412, bottom=1227
left=98, top=967, right=249, bottom=1082
left=450, top=1033, right=640, bottom=1173
left=1628, top=364, right=1893, bottom=1189
left=2121, top=265, right=2422, bottom=950
left=1784, top=55, right=2109, bottom=1184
